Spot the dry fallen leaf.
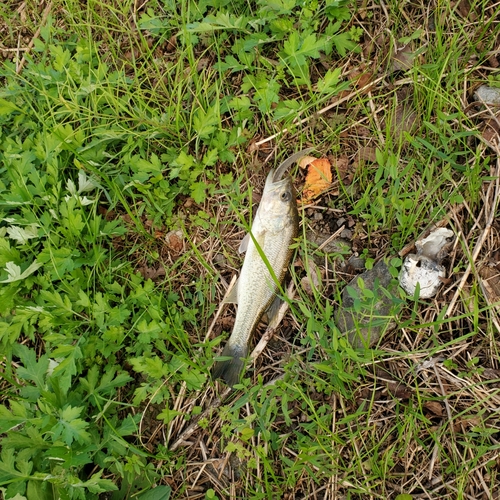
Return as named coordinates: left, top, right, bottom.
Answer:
left=480, top=264, right=500, bottom=303
left=299, top=157, right=332, bottom=204
left=355, top=71, right=374, bottom=90
left=481, top=118, right=500, bottom=144
left=332, top=156, right=351, bottom=187
left=488, top=53, right=499, bottom=69
left=138, top=265, right=166, bottom=280
left=424, top=401, right=444, bottom=417
left=165, top=229, right=184, bottom=254
left=390, top=44, right=415, bottom=73
left=301, top=260, right=322, bottom=295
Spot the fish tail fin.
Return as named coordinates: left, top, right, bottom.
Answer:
left=212, top=344, right=248, bottom=388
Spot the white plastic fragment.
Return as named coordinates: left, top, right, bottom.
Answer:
left=399, top=227, right=454, bottom=299
left=415, top=227, right=455, bottom=261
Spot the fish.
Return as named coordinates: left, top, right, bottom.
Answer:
left=212, top=148, right=313, bottom=387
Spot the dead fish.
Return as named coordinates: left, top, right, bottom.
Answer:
left=212, top=148, right=313, bottom=387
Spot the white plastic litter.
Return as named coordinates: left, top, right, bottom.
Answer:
left=399, top=228, right=455, bottom=299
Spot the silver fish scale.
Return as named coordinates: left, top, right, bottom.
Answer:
left=228, top=219, right=296, bottom=349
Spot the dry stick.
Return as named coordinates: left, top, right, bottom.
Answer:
left=254, top=74, right=387, bottom=147
left=204, top=273, right=237, bottom=342
left=316, top=225, right=345, bottom=252
left=478, top=96, right=500, bottom=131
left=433, top=365, right=453, bottom=424
left=171, top=275, right=238, bottom=450
left=16, top=1, right=53, bottom=75
left=478, top=278, right=500, bottom=334
left=367, top=90, right=385, bottom=146
left=249, top=281, right=295, bottom=361
left=169, top=385, right=231, bottom=451
left=446, top=154, right=500, bottom=317
left=255, top=72, right=439, bottom=148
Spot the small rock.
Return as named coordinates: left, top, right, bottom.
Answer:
left=307, top=230, right=352, bottom=254
left=313, top=212, right=323, bottom=221
left=340, top=229, right=353, bottom=240
left=165, top=229, right=184, bottom=254
left=301, top=261, right=322, bottom=295
left=474, top=85, right=500, bottom=107
left=307, top=230, right=352, bottom=266
left=347, top=254, right=366, bottom=270
left=335, top=260, right=401, bottom=348
left=213, top=253, right=227, bottom=266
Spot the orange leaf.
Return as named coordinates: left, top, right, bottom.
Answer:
left=300, top=158, right=332, bottom=204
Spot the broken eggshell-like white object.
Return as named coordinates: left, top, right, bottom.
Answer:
left=400, top=228, right=455, bottom=299
left=400, top=254, right=446, bottom=299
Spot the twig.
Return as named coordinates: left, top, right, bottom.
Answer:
left=478, top=277, right=500, bottom=334
left=367, top=90, right=385, bottom=146
left=204, top=274, right=237, bottom=342
left=316, top=225, right=345, bottom=252
left=428, top=442, right=440, bottom=482
left=169, top=386, right=231, bottom=451
left=446, top=155, right=500, bottom=317
left=16, top=1, right=53, bottom=75
left=250, top=281, right=295, bottom=361
left=433, top=365, right=453, bottom=423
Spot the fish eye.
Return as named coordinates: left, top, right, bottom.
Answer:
left=280, top=191, right=291, bottom=202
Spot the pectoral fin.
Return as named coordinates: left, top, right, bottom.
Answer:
left=239, top=230, right=267, bottom=254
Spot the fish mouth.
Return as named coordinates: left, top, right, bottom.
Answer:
left=272, top=147, right=314, bottom=183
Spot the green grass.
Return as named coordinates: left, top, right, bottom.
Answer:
left=1, top=0, right=500, bottom=498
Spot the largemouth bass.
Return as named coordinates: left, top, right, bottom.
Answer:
left=212, top=148, right=313, bottom=387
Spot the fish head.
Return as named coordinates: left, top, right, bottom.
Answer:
left=257, top=172, right=298, bottom=232
left=255, top=149, right=312, bottom=232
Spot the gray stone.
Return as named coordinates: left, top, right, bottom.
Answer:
left=335, top=260, right=402, bottom=348
left=474, top=85, right=500, bottom=107
left=340, top=229, right=353, bottom=240
left=347, top=254, right=366, bottom=270
left=306, top=230, right=352, bottom=255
